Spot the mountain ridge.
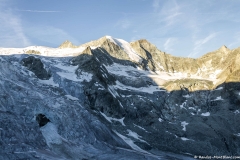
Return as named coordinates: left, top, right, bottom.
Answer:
left=1, top=35, right=240, bottom=159
left=2, top=35, right=240, bottom=91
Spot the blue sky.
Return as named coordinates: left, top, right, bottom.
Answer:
left=0, top=0, right=240, bottom=58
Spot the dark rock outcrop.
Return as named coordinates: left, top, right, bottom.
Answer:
left=21, top=56, right=51, bottom=80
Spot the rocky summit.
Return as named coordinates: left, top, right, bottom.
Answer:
left=0, top=36, right=240, bottom=160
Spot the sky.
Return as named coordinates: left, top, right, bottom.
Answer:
left=0, top=0, right=240, bottom=58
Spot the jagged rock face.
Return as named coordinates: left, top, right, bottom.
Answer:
left=79, top=36, right=240, bottom=91
left=1, top=36, right=240, bottom=159
left=130, top=39, right=198, bottom=73
left=70, top=46, right=93, bottom=66
left=60, top=36, right=240, bottom=92
left=75, top=48, right=240, bottom=157
left=21, top=56, right=51, bottom=80
left=81, top=36, right=133, bottom=61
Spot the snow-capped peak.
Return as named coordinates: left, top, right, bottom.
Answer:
left=105, top=36, right=142, bottom=63
left=105, top=35, right=117, bottom=45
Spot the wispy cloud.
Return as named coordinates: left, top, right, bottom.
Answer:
left=188, top=33, right=217, bottom=58
left=116, top=19, right=131, bottom=29
left=153, top=0, right=183, bottom=26
left=16, top=9, right=61, bottom=13
left=164, top=12, right=183, bottom=26
left=0, top=1, right=31, bottom=47
left=0, top=0, right=75, bottom=47
left=164, top=38, right=178, bottom=53
left=152, top=0, right=160, bottom=11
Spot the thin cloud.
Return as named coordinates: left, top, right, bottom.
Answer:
left=116, top=19, right=131, bottom=29
left=164, top=12, right=183, bottom=26
left=164, top=38, right=177, bottom=53
left=152, top=0, right=183, bottom=27
left=152, top=0, right=160, bottom=11
left=16, top=9, right=61, bottom=13
left=0, top=6, right=31, bottom=47
left=163, top=1, right=182, bottom=26
left=195, top=33, right=216, bottom=46
left=188, top=33, right=217, bottom=58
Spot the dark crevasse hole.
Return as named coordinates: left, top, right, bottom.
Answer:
left=36, top=114, right=50, bottom=127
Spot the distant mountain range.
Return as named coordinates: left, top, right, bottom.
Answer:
left=0, top=36, right=239, bottom=159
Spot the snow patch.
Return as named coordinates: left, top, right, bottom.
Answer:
left=181, top=137, right=191, bottom=141
left=110, top=37, right=142, bottom=63
left=106, top=36, right=117, bottom=45
left=234, top=133, right=240, bottom=137
left=179, top=102, right=187, bottom=109
left=55, top=63, right=92, bottom=82
left=165, top=131, right=178, bottom=138
left=118, top=100, right=124, bottom=108
left=114, top=81, right=164, bottom=94
left=54, top=63, right=78, bottom=72
left=40, top=123, right=63, bottom=146
left=158, top=118, right=163, bottom=122
left=90, top=46, right=98, bottom=49
left=0, top=46, right=86, bottom=57
left=127, top=130, right=149, bottom=144
left=127, top=129, right=142, bottom=140
left=57, top=70, right=92, bottom=82
left=108, top=85, right=119, bottom=98
left=209, top=69, right=222, bottom=79
left=234, top=110, right=240, bottom=114
left=181, top=121, right=189, bottom=131
left=133, top=124, right=149, bottom=132
left=121, top=94, right=132, bottom=98
left=156, top=63, right=165, bottom=71
left=201, top=112, right=210, bottom=116
left=105, top=62, right=210, bottom=87
left=105, top=63, right=139, bottom=78
left=65, top=95, right=79, bottom=101
left=188, top=107, right=196, bottom=110
left=113, top=130, right=149, bottom=154
left=215, top=87, right=223, bottom=90
left=100, top=112, right=125, bottom=126
left=38, top=77, right=59, bottom=87
left=94, top=82, right=104, bottom=88
left=57, top=71, right=92, bottom=82
left=215, top=96, right=224, bottom=101
left=183, top=94, right=191, bottom=98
